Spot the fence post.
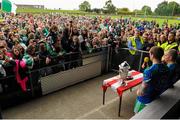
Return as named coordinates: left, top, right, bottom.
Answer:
left=138, top=51, right=144, bottom=71
left=29, top=71, right=35, bottom=97
left=106, top=45, right=111, bottom=72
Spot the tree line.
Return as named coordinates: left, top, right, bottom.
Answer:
left=79, top=0, right=180, bottom=16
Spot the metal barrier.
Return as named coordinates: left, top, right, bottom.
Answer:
left=1, top=46, right=149, bottom=100
left=40, top=46, right=109, bottom=95
left=0, top=45, right=152, bottom=107
left=1, top=44, right=180, bottom=115
left=110, top=47, right=149, bottom=72
left=0, top=46, right=110, bottom=107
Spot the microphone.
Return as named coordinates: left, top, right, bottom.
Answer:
left=142, top=57, right=149, bottom=69
left=144, top=57, right=149, bottom=63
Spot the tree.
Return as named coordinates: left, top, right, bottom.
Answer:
left=133, top=9, right=144, bottom=16
left=91, top=8, right=103, bottom=14
left=117, top=8, right=131, bottom=15
left=79, top=1, right=91, bottom=12
left=155, top=1, right=169, bottom=16
left=154, top=1, right=180, bottom=16
left=141, top=5, right=152, bottom=15
left=168, top=1, right=180, bottom=16
left=119, top=8, right=130, bottom=12
left=103, top=0, right=116, bottom=14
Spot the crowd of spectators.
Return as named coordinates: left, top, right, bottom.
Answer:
left=0, top=13, right=180, bottom=91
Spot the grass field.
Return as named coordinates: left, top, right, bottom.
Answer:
left=16, top=8, right=88, bottom=14
left=112, top=16, right=180, bottom=27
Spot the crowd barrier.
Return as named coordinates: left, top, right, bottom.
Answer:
left=110, top=47, right=149, bottom=72
left=0, top=46, right=110, bottom=108
left=2, top=45, right=179, bottom=108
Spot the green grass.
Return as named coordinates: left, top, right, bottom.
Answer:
left=134, top=17, right=179, bottom=27
left=111, top=16, right=180, bottom=27
left=16, top=8, right=88, bottom=14
left=82, top=14, right=180, bottom=27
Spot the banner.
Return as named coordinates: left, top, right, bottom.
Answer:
left=1, top=0, right=17, bottom=14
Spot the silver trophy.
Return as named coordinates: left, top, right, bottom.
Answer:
left=118, top=61, right=130, bottom=86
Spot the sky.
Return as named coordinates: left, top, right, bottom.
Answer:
left=2, top=0, right=180, bottom=11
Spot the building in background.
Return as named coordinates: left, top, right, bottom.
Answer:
left=16, top=4, right=44, bottom=9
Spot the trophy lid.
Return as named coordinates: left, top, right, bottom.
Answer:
left=119, top=61, right=130, bottom=69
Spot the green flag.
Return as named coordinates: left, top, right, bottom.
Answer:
left=1, top=0, right=17, bottom=13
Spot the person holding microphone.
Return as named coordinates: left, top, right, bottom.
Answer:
left=134, top=46, right=169, bottom=113
left=141, top=57, right=150, bottom=70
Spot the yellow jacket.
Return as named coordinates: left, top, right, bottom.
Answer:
left=128, top=36, right=144, bottom=55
